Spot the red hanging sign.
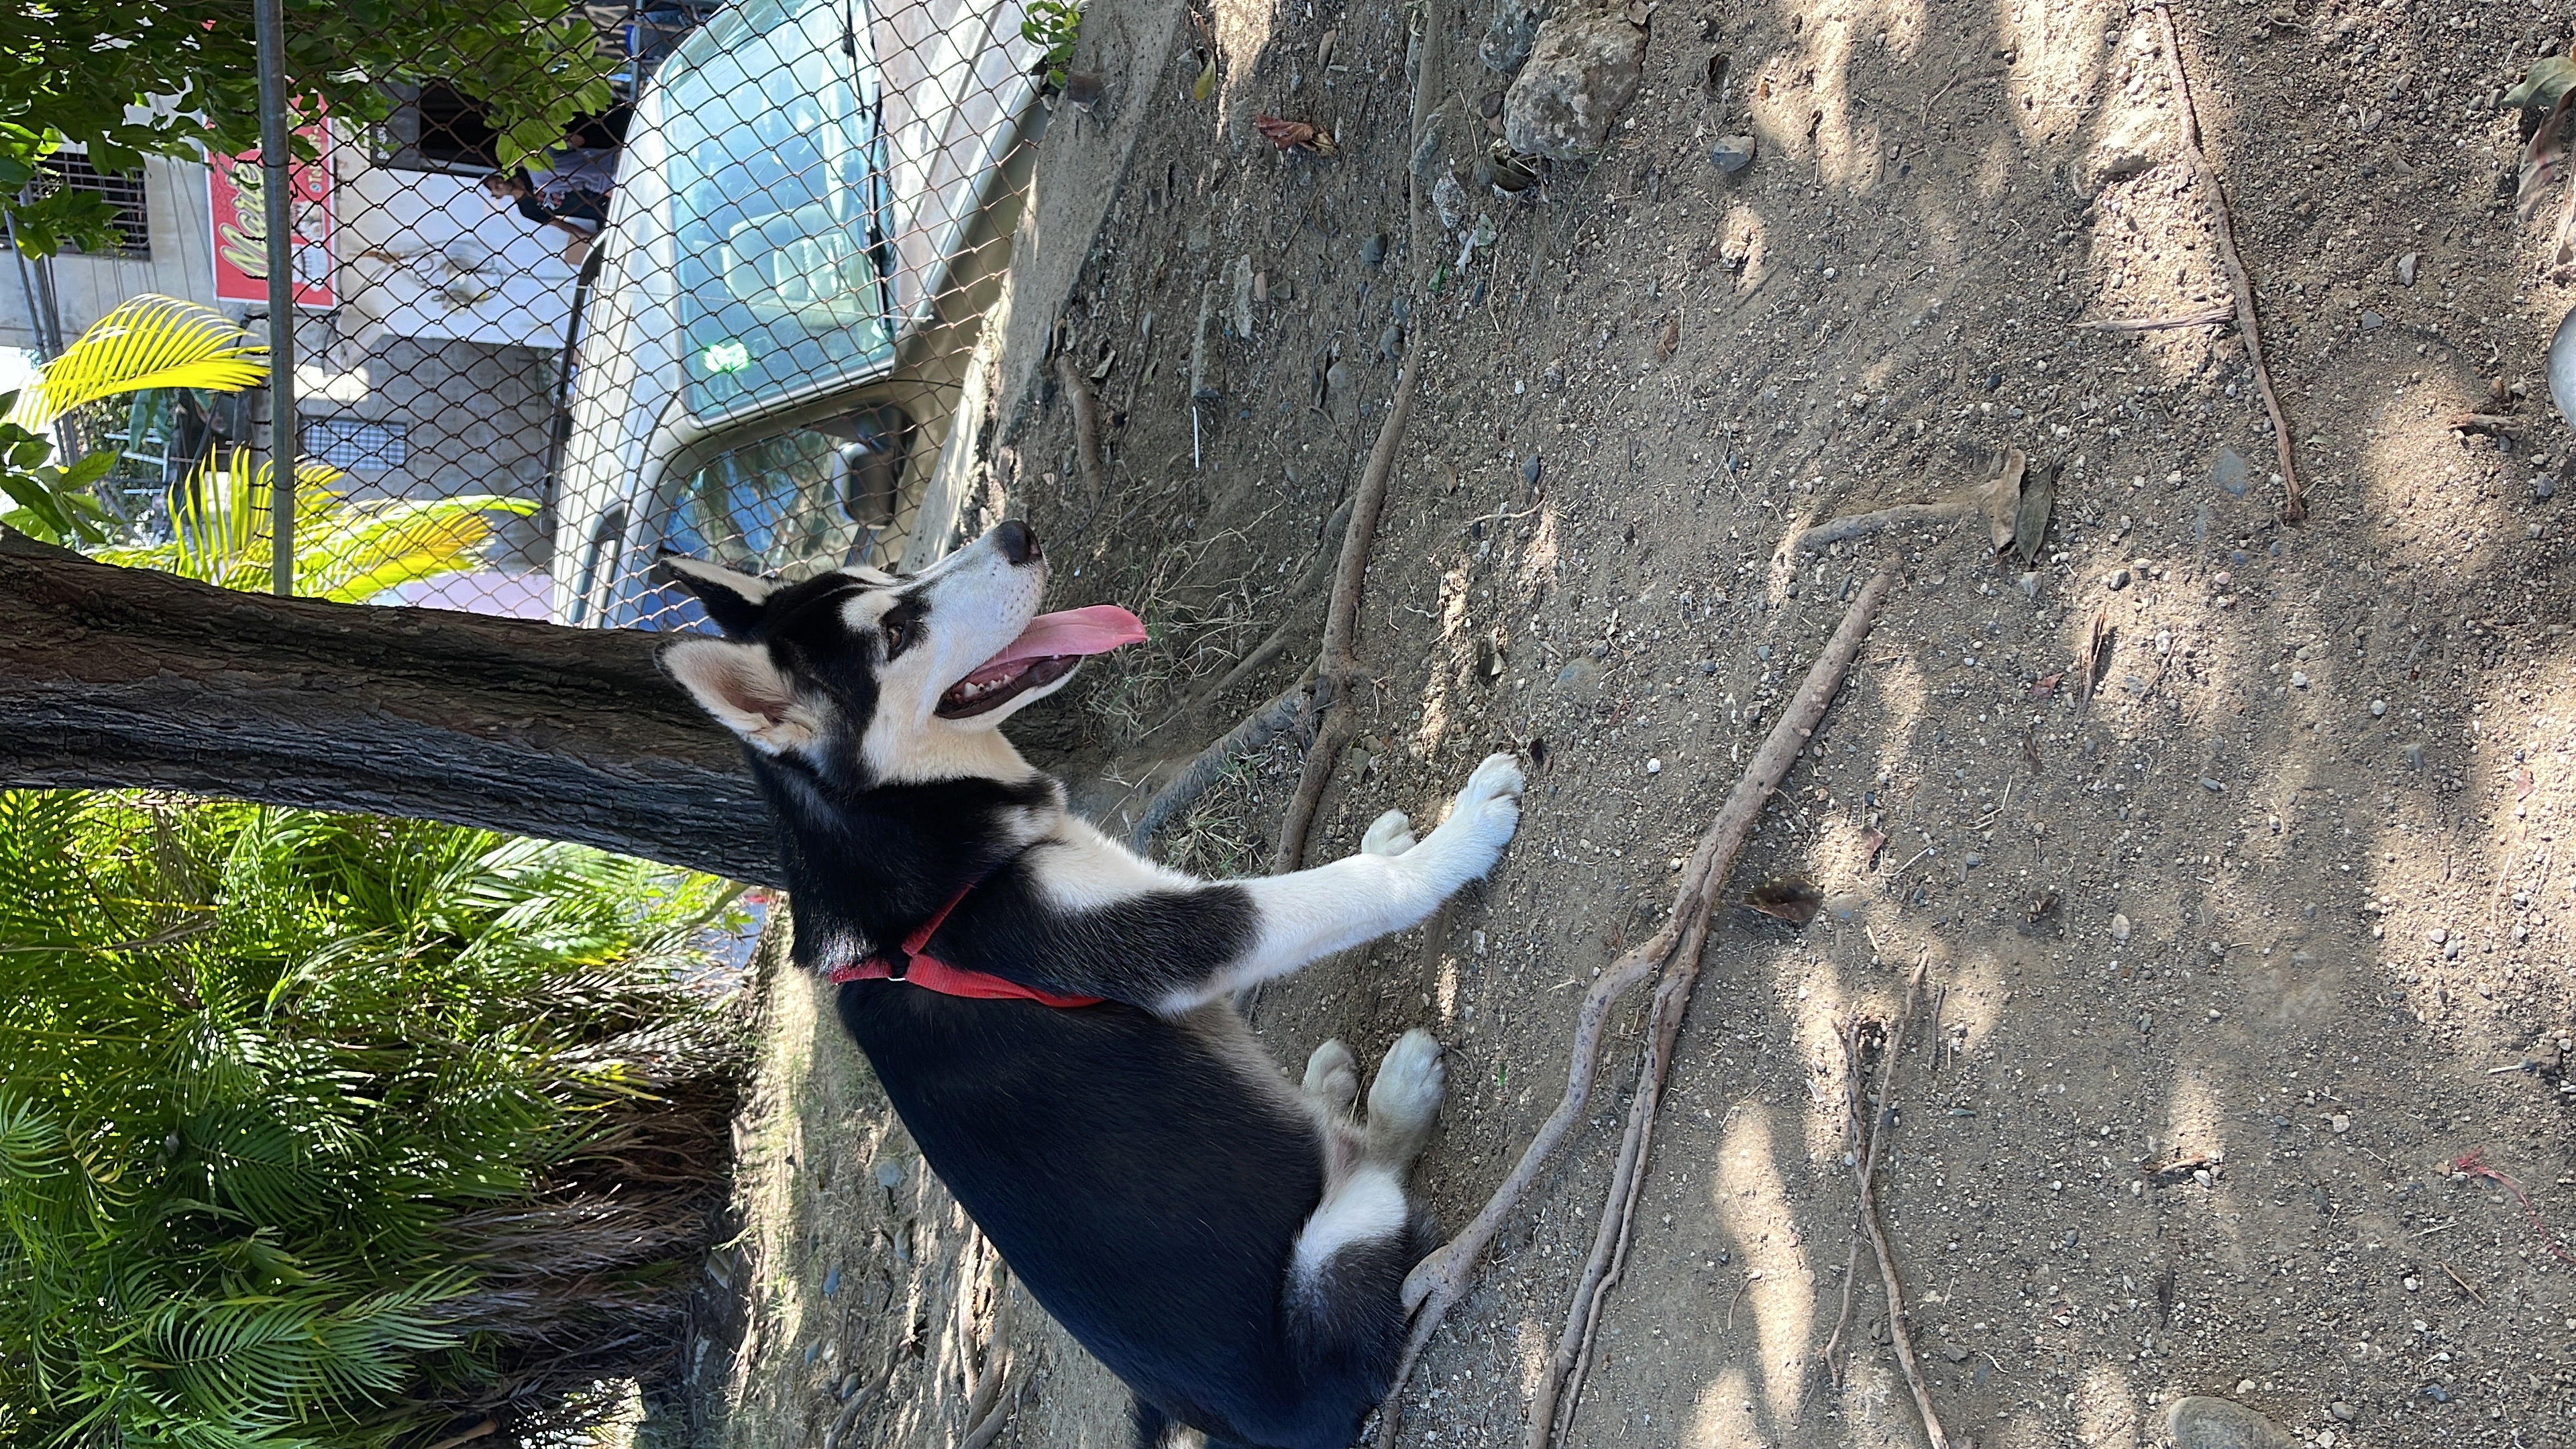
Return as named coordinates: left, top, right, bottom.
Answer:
left=209, top=122, right=335, bottom=308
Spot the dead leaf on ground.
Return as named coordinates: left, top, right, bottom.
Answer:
left=1979, top=447, right=2027, bottom=553
left=2518, top=89, right=2576, bottom=224
left=2011, top=460, right=2057, bottom=568
left=1254, top=115, right=1336, bottom=154
left=1860, top=829, right=1887, bottom=865
left=2027, top=890, right=2059, bottom=923
left=2518, top=766, right=2536, bottom=800
left=1746, top=878, right=1823, bottom=927
left=2029, top=669, right=2065, bottom=700
left=2505, top=54, right=2576, bottom=112
left=1657, top=315, right=1679, bottom=359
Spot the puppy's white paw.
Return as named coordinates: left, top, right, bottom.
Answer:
left=1442, top=752, right=1524, bottom=862
left=1365, top=1028, right=1445, bottom=1165
left=1360, top=810, right=1418, bottom=857
left=1302, top=1038, right=1360, bottom=1114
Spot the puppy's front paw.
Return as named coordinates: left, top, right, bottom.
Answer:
left=1445, top=752, right=1524, bottom=858
left=1360, top=810, right=1418, bottom=857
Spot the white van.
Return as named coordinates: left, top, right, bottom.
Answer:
left=550, top=0, right=1040, bottom=629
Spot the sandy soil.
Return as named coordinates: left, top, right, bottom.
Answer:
left=687, top=1, right=2576, bottom=1447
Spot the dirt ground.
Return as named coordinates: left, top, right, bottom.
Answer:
left=684, top=1, right=2576, bottom=1446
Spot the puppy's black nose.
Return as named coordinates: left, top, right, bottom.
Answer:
left=994, top=519, right=1041, bottom=565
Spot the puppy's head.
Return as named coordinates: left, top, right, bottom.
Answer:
left=657, top=521, right=1142, bottom=787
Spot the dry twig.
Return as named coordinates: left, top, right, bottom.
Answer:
left=2068, top=306, right=2235, bottom=332
left=1055, top=352, right=1108, bottom=502
left=1378, top=570, right=1896, bottom=1449
left=1850, top=959, right=1949, bottom=1449
left=2148, top=3, right=2303, bottom=523
left=1819, top=1016, right=1876, bottom=1388
left=1786, top=498, right=1974, bottom=555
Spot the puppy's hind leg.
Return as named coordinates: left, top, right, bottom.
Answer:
left=1362, top=1028, right=1444, bottom=1171
left=1301, top=1038, right=1360, bottom=1118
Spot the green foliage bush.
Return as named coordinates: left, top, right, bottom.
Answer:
left=0, top=792, right=752, bottom=1448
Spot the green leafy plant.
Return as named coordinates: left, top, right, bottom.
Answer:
left=1020, top=0, right=1087, bottom=92
left=95, top=447, right=536, bottom=602
left=2, top=0, right=619, bottom=256
left=0, top=790, right=751, bottom=1448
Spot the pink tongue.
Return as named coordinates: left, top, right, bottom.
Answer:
left=963, top=605, right=1147, bottom=684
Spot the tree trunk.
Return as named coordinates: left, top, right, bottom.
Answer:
left=0, top=531, right=781, bottom=885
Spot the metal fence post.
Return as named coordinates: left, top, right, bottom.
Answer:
left=254, top=0, right=295, bottom=596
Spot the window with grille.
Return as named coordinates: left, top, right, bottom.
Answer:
left=301, top=417, right=410, bottom=474
left=38, top=154, right=150, bottom=258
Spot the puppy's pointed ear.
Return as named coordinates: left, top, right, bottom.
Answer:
left=661, top=637, right=822, bottom=755
left=653, top=553, right=775, bottom=636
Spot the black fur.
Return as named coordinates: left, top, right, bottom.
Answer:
left=659, top=546, right=1428, bottom=1449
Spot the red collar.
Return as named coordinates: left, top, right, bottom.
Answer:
left=825, top=877, right=1103, bottom=1008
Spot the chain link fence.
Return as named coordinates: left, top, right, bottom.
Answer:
left=7, top=0, right=1049, bottom=630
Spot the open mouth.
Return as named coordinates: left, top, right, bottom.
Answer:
left=935, top=604, right=1146, bottom=719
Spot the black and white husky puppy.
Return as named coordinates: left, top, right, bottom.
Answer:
left=655, top=520, right=1522, bottom=1449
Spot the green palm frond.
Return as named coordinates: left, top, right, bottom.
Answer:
left=4, top=296, right=268, bottom=433
left=92, top=448, right=535, bottom=602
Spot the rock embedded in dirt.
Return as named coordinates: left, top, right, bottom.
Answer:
left=1359, top=231, right=1389, bottom=268
left=2330, top=1401, right=2357, bottom=1421
left=2112, top=912, right=2133, bottom=943
left=2106, top=567, right=2131, bottom=590
left=1434, top=172, right=1470, bottom=231
left=1503, top=5, right=1647, bottom=162
left=2165, top=1395, right=2300, bottom=1449
left=2396, top=251, right=2420, bottom=286
left=1709, top=133, right=1758, bottom=173
left=1480, top=0, right=1546, bottom=74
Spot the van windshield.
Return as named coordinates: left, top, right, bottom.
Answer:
left=659, top=0, right=892, bottom=419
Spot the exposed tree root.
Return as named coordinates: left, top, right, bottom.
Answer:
left=1375, top=570, right=1896, bottom=1449
left=1125, top=682, right=1310, bottom=851
left=1272, top=356, right=1419, bottom=871
left=2148, top=2, right=2303, bottom=523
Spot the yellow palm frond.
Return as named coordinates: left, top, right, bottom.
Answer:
left=7, top=296, right=270, bottom=433
left=93, top=447, right=533, bottom=602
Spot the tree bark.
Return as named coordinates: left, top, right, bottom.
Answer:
left=0, top=531, right=780, bottom=885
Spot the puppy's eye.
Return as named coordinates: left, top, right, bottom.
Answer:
left=881, top=610, right=914, bottom=658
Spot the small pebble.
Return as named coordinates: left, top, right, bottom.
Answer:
left=1359, top=232, right=1389, bottom=268
left=1709, top=133, right=1758, bottom=172
left=2290, top=670, right=2309, bottom=689
left=1523, top=453, right=1544, bottom=486
left=2330, top=1402, right=2356, bottom=1422
left=875, top=1161, right=904, bottom=1189
left=2105, top=568, right=2131, bottom=590
left=2200, top=777, right=2225, bottom=792
left=2369, top=699, right=2386, bottom=717
left=2538, top=475, right=2558, bottom=501
left=2330, top=1114, right=2351, bottom=1134
left=2402, top=743, right=2424, bottom=769
left=1378, top=324, right=1404, bottom=361
left=1645, top=757, right=1662, bottom=774
left=841, top=1370, right=864, bottom=1399
left=2396, top=252, right=2418, bottom=286
left=2427, top=928, right=2447, bottom=945
left=2360, top=309, right=2384, bottom=330
left=2403, top=1276, right=2420, bottom=1292
left=2237, top=1381, right=2258, bottom=1397
left=2111, top=912, right=2133, bottom=943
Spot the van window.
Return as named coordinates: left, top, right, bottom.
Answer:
left=663, top=406, right=910, bottom=579
left=659, top=0, right=892, bottom=419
